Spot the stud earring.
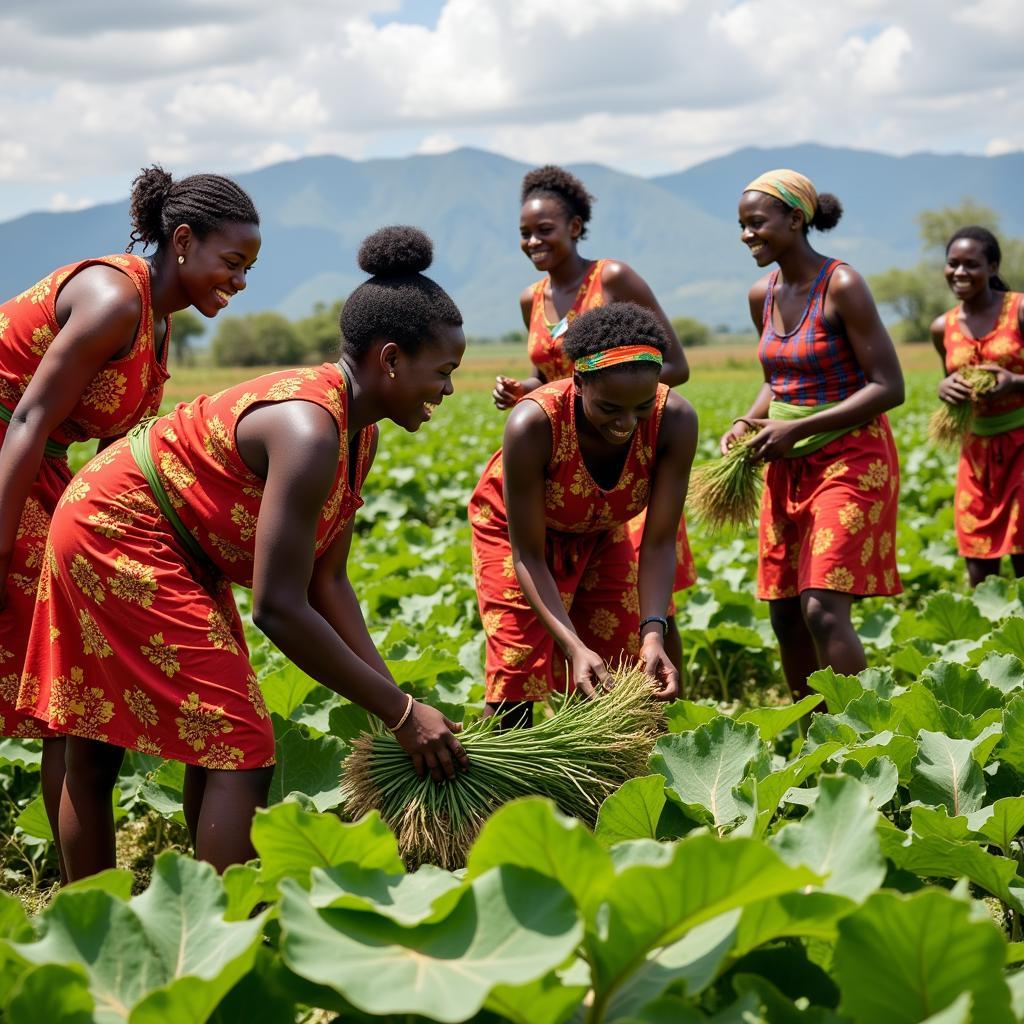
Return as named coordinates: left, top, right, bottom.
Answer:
left=388, top=370, right=396, bottom=379
left=178, top=255, right=185, bottom=265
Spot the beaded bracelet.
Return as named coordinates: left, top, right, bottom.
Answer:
left=389, top=692, right=415, bottom=732
left=639, top=615, right=669, bottom=636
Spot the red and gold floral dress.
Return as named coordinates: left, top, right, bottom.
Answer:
left=470, top=378, right=671, bottom=702
left=943, top=292, right=1024, bottom=559
left=524, top=259, right=696, bottom=598
left=0, top=254, right=169, bottom=738
left=757, top=259, right=901, bottom=600
left=20, top=364, right=375, bottom=769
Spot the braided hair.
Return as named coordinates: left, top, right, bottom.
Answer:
left=521, top=165, right=595, bottom=238
left=127, top=166, right=259, bottom=252
left=341, top=226, right=463, bottom=359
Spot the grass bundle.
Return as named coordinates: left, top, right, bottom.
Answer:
left=928, top=367, right=997, bottom=448
left=340, top=662, right=665, bottom=870
left=687, top=438, right=763, bottom=532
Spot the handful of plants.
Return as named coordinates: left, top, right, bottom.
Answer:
left=340, top=662, right=665, bottom=870
left=687, top=432, right=763, bottom=532
left=928, top=367, right=998, bottom=448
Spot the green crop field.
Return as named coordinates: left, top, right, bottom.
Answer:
left=4, top=341, right=1024, bottom=1023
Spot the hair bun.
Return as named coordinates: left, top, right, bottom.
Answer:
left=128, top=166, right=175, bottom=248
left=358, top=225, right=433, bottom=277
left=811, top=192, right=843, bottom=232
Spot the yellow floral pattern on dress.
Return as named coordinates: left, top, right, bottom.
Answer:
left=123, top=687, right=159, bottom=726
left=107, top=555, right=158, bottom=607
left=860, top=535, right=875, bottom=566
left=203, top=416, right=234, bottom=469
left=501, top=645, right=530, bottom=667
left=207, top=608, right=239, bottom=652
left=59, top=478, right=91, bottom=507
left=837, top=502, right=864, bottom=534
left=230, top=503, right=258, bottom=542
left=79, top=608, right=112, bottom=658
left=522, top=675, right=548, bottom=700
left=141, top=632, right=180, bottom=677
left=81, top=369, right=128, bottom=414
left=47, top=666, right=114, bottom=740
left=823, top=566, right=855, bottom=591
left=209, top=533, right=252, bottom=564
left=29, top=324, right=53, bottom=356
left=589, top=607, right=619, bottom=642
left=811, top=527, right=834, bottom=556
left=247, top=674, right=268, bottom=719
left=175, top=692, right=233, bottom=751
left=70, top=554, right=106, bottom=603
left=481, top=610, right=504, bottom=636
left=199, top=743, right=246, bottom=769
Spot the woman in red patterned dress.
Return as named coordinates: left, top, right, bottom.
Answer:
left=722, top=169, right=904, bottom=697
left=0, top=166, right=259, bottom=873
left=472, top=302, right=697, bottom=727
left=20, top=227, right=468, bottom=878
left=493, top=165, right=696, bottom=664
left=931, top=226, right=1024, bottom=585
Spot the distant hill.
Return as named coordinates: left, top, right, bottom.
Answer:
left=0, top=144, right=1020, bottom=334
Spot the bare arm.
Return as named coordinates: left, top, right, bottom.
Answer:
left=931, top=313, right=971, bottom=404
left=747, top=267, right=906, bottom=461
left=307, top=433, right=393, bottom=679
left=0, top=267, right=140, bottom=604
left=240, top=401, right=465, bottom=780
left=502, top=402, right=608, bottom=693
left=637, top=393, right=697, bottom=699
left=602, top=261, right=689, bottom=386
left=493, top=286, right=545, bottom=409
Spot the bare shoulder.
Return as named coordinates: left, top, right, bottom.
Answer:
left=828, top=263, right=868, bottom=296
left=663, top=389, right=698, bottom=439
left=930, top=312, right=949, bottom=343
left=747, top=272, right=774, bottom=305
left=504, top=394, right=552, bottom=445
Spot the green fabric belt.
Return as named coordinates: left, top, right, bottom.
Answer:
left=0, top=403, right=70, bottom=460
left=769, top=399, right=863, bottom=458
left=971, top=405, right=1024, bottom=437
left=128, top=419, right=215, bottom=572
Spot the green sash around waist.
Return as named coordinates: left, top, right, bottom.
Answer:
left=0, top=404, right=70, bottom=460
left=769, top=399, right=864, bottom=458
left=128, top=419, right=216, bottom=572
left=971, top=405, right=1024, bottom=437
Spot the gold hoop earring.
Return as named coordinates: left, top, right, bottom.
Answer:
left=178, top=255, right=185, bottom=265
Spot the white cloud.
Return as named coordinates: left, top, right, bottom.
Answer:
left=0, top=0, right=1020, bottom=217
left=48, top=192, right=94, bottom=212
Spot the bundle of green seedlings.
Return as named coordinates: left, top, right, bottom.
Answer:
left=687, top=436, right=763, bottom=532
left=928, top=367, right=997, bottom=448
left=340, top=662, right=664, bottom=870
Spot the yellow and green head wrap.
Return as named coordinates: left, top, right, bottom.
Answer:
left=744, top=169, right=818, bottom=224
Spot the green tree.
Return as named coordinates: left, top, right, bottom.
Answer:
left=169, top=309, right=204, bottom=365
left=870, top=200, right=1023, bottom=342
left=209, top=312, right=305, bottom=366
left=294, top=300, right=344, bottom=362
left=670, top=316, right=711, bottom=347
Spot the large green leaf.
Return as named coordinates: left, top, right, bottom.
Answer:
left=770, top=776, right=885, bottom=901
left=977, top=653, right=1024, bottom=696
left=278, top=865, right=582, bottom=1023
left=307, top=862, right=464, bottom=925
left=268, top=715, right=347, bottom=811
left=650, top=718, right=765, bottom=833
left=966, top=796, right=1024, bottom=856
left=807, top=668, right=867, bottom=714
left=5, top=964, right=95, bottom=1024
left=584, top=834, right=819, bottom=1017
left=466, top=799, right=613, bottom=917
left=259, top=663, right=318, bottom=719
left=916, top=592, right=991, bottom=643
left=0, top=738, right=41, bottom=769
left=595, top=776, right=667, bottom=847
left=737, top=694, right=822, bottom=740
left=996, top=693, right=1024, bottom=774
left=733, top=891, right=856, bottom=958
left=664, top=700, right=718, bottom=733
left=877, top=819, right=1024, bottom=913
left=971, top=575, right=1023, bottom=623
left=10, top=853, right=264, bottom=1024
left=483, top=969, right=587, bottom=1024
left=918, top=661, right=1005, bottom=718
left=834, top=889, right=1013, bottom=1023
left=752, top=742, right=843, bottom=832
left=252, top=802, right=402, bottom=889
left=909, top=730, right=987, bottom=816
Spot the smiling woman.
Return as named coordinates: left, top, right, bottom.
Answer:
left=15, top=225, right=470, bottom=882
left=0, top=164, right=259, bottom=881
left=470, top=302, right=697, bottom=729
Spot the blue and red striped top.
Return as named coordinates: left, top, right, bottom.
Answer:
left=758, top=258, right=866, bottom=406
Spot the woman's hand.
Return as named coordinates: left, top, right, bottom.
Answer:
left=641, top=632, right=679, bottom=702
left=719, top=419, right=753, bottom=456
left=977, top=363, right=1024, bottom=399
left=393, top=701, right=469, bottom=782
left=493, top=376, right=528, bottom=410
left=569, top=645, right=611, bottom=697
left=744, top=419, right=801, bottom=461
left=938, top=371, right=973, bottom=404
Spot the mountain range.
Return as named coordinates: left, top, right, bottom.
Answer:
left=1, top=143, right=1021, bottom=335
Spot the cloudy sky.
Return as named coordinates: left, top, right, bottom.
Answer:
left=0, top=0, right=1020, bottom=222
